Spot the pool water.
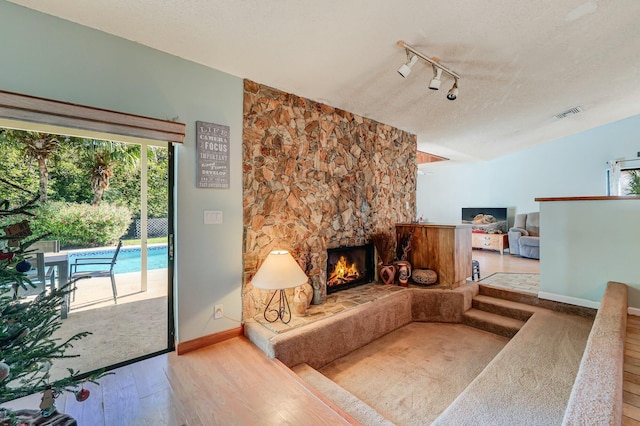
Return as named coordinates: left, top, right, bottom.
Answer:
left=69, top=244, right=168, bottom=274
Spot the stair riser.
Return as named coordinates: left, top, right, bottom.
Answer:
left=478, top=285, right=539, bottom=305
left=478, top=285, right=596, bottom=319
left=472, top=300, right=534, bottom=322
left=462, top=315, right=520, bottom=338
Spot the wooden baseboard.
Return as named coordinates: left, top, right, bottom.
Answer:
left=176, top=326, right=244, bottom=355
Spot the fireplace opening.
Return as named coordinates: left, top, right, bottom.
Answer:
left=326, top=243, right=375, bottom=294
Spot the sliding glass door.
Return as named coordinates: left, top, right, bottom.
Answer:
left=0, top=126, right=174, bottom=378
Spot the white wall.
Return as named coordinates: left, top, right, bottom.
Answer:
left=539, top=199, right=640, bottom=309
left=0, top=1, right=244, bottom=343
left=417, top=114, right=640, bottom=223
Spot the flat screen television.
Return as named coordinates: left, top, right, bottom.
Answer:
left=462, top=207, right=508, bottom=233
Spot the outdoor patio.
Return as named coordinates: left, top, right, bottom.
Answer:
left=50, top=268, right=169, bottom=380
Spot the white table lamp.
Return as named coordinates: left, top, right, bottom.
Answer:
left=251, top=250, right=308, bottom=324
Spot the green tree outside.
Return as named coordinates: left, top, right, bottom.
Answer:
left=0, top=129, right=169, bottom=247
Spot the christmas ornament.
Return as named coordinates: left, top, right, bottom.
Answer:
left=17, top=327, right=29, bottom=340
left=38, top=361, right=52, bottom=373
left=3, top=220, right=32, bottom=239
left=39, top=385, right=58, bottom=417
left=15, top=260, right=31, bottom=273
left=75, top=388, right=90, bottom=402
left=0, top=251, right=14, bottom=261
left=0, top=325, right=28, bottom=345
left=0, top=362, right=10, bottom=381
left=2, top=301, right=28, bottom=317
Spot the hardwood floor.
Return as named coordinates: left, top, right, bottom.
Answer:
left=624, top=315, right=640, bottom=424
left=3, top=337, right=354, bottom=426
left=471, top=248, right=540, bottom=277
left=2, top=251, right=538, bottom=425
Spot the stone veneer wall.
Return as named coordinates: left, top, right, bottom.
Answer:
left=242, top=80, right=417, bottom=320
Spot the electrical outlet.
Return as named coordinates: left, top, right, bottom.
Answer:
left=214, top=304, right=223, bottom=319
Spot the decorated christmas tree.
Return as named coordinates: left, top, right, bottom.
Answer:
left=0, top=178, right=103, bottom=425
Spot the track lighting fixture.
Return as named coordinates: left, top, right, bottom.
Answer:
left=396, top=40, right=461, bottom=101
left=447, top=79, right=459, bottom=101
left=429, top=66, right=442, bottom=90
left=397, top=54, right=418, bottom=78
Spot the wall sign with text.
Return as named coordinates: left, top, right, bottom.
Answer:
left=196, top=121, right=230, bottom=188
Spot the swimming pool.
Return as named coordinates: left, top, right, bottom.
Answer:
left=69, top=244, right=168, bottom=274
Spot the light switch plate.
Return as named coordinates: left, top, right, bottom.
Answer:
left=204, top=210, right=223, bottom=224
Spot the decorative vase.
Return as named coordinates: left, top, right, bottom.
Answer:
left=311, top=277, right=326, bottom=305
left=413, top=269, right=438, bottom=285
left=292, top=282, right=313, bottom=316
left=394, top=260, right=412, bottom=287
left=379, top=264, right=396, bottom=285
left=292, top=298, right=307, bottom=316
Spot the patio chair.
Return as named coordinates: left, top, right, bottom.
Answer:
left=29, top=239, right=60, bottom=280
left=70, top=240, right=123, bottom=304
left=29, top=240, right=60, bottom=253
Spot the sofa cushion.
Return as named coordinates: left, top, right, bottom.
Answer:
left=519, top=236, right=539, bottom=247
left=525, top=212, right=540, bottom=237
left=513, top=213, right=527, bottom=229
left=518, top=236, right=540, bottom=259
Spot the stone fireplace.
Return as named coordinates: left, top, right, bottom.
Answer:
left=326, top=243, right=375, bottom=294
left=242, top=80, right=417, bottom=320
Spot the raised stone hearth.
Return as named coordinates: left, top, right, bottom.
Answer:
left=242, top=80, right=417, bottom=320
left=253, top=283, right=405, bottom=333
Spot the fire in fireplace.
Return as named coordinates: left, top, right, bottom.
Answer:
left=326, top=243, right=375, bottom=294
left=328, top=256, right=361, bottom=285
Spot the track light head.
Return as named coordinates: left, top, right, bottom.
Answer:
left=428, top=66, right=443, bottom=90
left=397, top=54, right=418, bottom=78
left=446, top=80, right=459, bottom=100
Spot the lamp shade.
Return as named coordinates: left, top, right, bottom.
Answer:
left=251, top=250, right=308, bottom=290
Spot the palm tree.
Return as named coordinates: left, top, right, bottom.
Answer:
left=2, top=130, right=63, bottom=202
left=80, top=140, right=140, bottom=205
left=627, top=170, right=640, bottom=195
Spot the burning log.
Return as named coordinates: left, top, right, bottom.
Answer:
left=327, top=255, right=361, bottom=286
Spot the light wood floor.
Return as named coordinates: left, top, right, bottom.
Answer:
left=3, top=250, right=536, bottom=425
left=471, top=248, right=540, bottom=277
left=3, top=337, right=355, bottom=426
left=624, top=315, right=640, bottom=424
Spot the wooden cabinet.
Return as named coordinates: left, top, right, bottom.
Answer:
left=396, top=223, right=472, bottom=289
left=471, top=233, right=509, bottom=254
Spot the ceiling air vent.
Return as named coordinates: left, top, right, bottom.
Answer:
left=554, top=106, right=583, bottom=120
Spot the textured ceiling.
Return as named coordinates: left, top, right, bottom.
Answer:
left=9, top=0, right=640, bottom=164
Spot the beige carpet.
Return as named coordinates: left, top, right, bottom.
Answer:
left=49, top=296, right=167, bottom=380
left=478, top=272, right=540, bottom=294
left=433, top=310, right=592, bottom=425
left=318, top=322, right=509, bottom=425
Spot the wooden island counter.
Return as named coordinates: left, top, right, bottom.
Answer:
left=396, top=223, right=472, bottom=289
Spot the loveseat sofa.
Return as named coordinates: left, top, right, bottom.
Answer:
left=508, top=212, right=540, bottom=259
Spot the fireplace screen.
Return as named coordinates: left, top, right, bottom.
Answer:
left=326, top=243, right=375, bottom=294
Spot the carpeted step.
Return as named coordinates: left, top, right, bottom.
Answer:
left=434, top=310, right=593, bottom=426
left=292, top=363, right=394, bottom=426
left=478, top=283, right=597, bottom=319
left=462, top=308, right=525, bottom=338
left=478, top=283, right=540, bottom=305
left=472, top=294, right=539, bottom=321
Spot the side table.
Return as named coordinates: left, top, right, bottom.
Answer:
left=471, top=233, right=509, bottom=255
